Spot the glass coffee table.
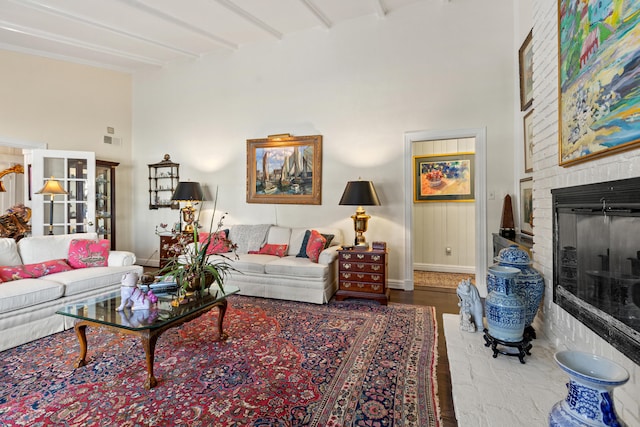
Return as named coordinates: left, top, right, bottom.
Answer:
left=56, top=285, right=240, bottom=389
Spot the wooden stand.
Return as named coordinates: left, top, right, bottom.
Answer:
left=335, top=246, right=388, bottom=305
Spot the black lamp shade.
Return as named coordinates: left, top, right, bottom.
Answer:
left=339, top=181, right=380, bottom=206
left=172, top=182, right=203, bottom=202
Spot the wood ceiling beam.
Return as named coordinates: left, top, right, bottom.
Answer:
left=299, top=0, right=332, bottom=29
left=10, top=0, right=201, bottom=59
left=115, top=0, right=237, bottom=50
left=213, top=0, right=282, bottom=40
left=0, top=20, right=165, bottom=66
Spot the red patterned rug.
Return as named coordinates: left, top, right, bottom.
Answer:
left=0, top=296, right=440, bottom=426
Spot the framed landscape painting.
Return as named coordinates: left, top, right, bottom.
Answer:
left=246, top=134, right=322, bottom=205
left=558, top=1, right=640, bottom=166
left=413, top=153, right=474, bottom=202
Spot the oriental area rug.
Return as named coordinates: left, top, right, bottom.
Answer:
left=0, top=296, right=441, bottom=427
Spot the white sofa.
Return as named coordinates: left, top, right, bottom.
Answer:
left=204, top=225, right=343, bottom=304
left=0, top=233, right=142, bottom=351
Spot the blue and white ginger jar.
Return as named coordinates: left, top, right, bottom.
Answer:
left=485, top=265, right=526, bottom=342
left=495, top=245, right=544, bottom=328
left=549, top=351, right=629, bottom=426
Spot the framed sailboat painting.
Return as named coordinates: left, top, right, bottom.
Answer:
left=246, top=134, right=322, bottom=205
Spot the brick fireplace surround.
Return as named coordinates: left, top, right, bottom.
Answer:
left=442, top=1, right=639, bottom=425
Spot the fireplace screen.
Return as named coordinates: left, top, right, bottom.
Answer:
left=553, top=178, right=640, bottom=365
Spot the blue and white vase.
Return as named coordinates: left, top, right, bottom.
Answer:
left=549, top=351, right=629, bottom=427
left=495, top=245, right=545, bottom=330
left=485, top=265, right=526, bottom=342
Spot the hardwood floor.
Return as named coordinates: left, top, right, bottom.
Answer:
left=391, top=287, right=459, bottom=427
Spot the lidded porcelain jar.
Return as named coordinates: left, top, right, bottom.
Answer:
left=485, top=265, right=526, bottom=342
left=495, top=245, right=545, bottom=330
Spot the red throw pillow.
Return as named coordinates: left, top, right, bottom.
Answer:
left=258, top=244, right=289, bottom=257
left=68, top=239, right=110, bottom=268
left=0, top=265, right=33, bottom=282
left=23, top=259, right=73, bottom=277
left=305, top=230, right=327, bottom=263
left=199, top=231, right=230, bottom=255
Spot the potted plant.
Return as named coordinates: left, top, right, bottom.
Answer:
left=156, top=188, right=238, bottom=298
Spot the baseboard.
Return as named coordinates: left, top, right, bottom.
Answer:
left=413, top=263, right=475, bottom=274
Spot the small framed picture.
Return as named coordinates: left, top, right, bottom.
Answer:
left=523, top=109, right=534, bottom=173
left=519, top=29, right=533, bottom=111
left=520, top=177, right=533, bottom=236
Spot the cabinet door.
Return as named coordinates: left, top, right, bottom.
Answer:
left=27, top=149, right=96, bottom=236
left=96, top=160, right=118, bottom=249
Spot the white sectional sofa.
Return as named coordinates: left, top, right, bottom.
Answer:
left=204, top=225, right=343, bottom=304
left=0, top=233, right=142, bottom=351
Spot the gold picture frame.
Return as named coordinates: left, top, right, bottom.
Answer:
left=520, top=177, right=533, bottom=236
left=246, top=134, right=322, bottom=205
left=519, top=29, right=533, bottom=111
left=523, top=109, right=534, bottom=173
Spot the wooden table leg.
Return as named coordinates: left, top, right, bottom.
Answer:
left=141, top=332, right=159, bottom=390
left=74, top=322, right=89, bottom=368
left=216, top=299, right=229, bottom=341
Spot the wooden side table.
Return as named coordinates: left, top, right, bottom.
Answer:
left=335, top=247, right=389, bottom=305
left=159, top=233, right=193, bottom=268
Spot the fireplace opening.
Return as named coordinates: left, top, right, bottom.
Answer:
left=553, top=177, right=640, bottom=365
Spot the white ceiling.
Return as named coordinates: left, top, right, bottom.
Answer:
left=0, top=0, right=428, bottom=73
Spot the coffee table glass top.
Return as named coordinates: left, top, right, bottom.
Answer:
left=56, top=285, right=240, bottom=331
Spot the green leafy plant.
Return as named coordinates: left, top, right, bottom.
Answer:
left=156, top=188, right=238, bottom=295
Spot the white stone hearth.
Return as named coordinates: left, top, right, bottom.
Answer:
left=443, top=314, right=566, bottom=426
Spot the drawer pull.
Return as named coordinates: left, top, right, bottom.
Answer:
left=357, top=274, right=365, bottom=279
left=342, top=253, right=352, bottom=260
left=356, top=263, right=365, bottom=269
left=343, top=263, right=352, bottom=270
left=344, top=282, right=351, bottom=288
left=357, top=283, right=365, bottom=288
left=372, top=285, right=381, bottom=291
left=371, top=265, right=380, bottom=271
left=342, top=273, right=351, bottom=279
left=371, top=275, right=380, bottom=281
left=372, top=255, right=381, bottom=261
left=357, top=254, right=365, bottom=259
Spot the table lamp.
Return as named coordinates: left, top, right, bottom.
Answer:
left=171, top=181, right=204, bottom=233
left=35, top=177, right=68, bottom=235
left=339, top=180, right=381, bottom=248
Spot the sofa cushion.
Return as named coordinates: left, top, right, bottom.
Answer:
left=46, top=265, right=142, bottom=297
left=0, top=278, right=65, bottom=314
left=266, top=226, right=291, bottom=245
left=228, top=224, right=271, bottom=253
left=0, top=238, right=22, bottom=266
left=18, top=233, right=98, bottom=265
left=68, top=239, right=110, bottom=268
left=228, top=253, right=276, bottom=274
left=264, top=256, right=328, bottom=279
left=199, top=231, right=230, bottom=254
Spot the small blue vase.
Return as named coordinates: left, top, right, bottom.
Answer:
left=549, top=351, right=629, bottom=426
left=485, top=265, right=526, bottom=342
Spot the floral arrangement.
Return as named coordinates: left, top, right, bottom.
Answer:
left=426, top=170, right=443, bottom=181
left=156, top=188, right=237, bottom=296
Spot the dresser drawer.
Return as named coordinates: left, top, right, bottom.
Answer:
left=339, top=271, right=384, bottom=284
left=339, top=261, right=384, bottom=273
left=339, top=251, right=385, bottom=263
left=339, top=280, right=385, bottom=294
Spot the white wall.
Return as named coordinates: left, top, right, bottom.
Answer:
left=132, top=0, right=516, bottom=285
left=532, top=1, right=639, bottom=423
left=0, top=50, right=134, bottom=251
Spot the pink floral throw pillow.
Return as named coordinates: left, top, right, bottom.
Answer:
left=68, top=239, right=110, bottom=269
left=305, top=230, right=327, bottom=263
left=0, top=265, right=33, bottom=282
left=23, top=259, right=73, bottom=277
left=257, top=244, right=289, bottom=257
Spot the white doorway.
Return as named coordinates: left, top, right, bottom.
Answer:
left=404, top=128, right=487, bottom=293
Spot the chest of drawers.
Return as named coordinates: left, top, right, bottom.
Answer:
left=335, top=247, right=388, bottom=305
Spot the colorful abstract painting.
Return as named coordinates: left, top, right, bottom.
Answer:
left=413, top=153, right=474, bottom=202
left=559, top=1, right=640, bottom=165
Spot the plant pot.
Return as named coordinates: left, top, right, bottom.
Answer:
left=549, top=351, right=629, bottom=426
